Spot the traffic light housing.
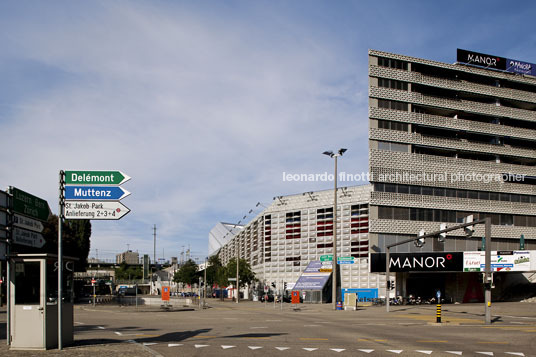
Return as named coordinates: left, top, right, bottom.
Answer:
left=439, top=223, right=447, bottom=242
left=271, top=282, right=276, bottom=288
left=415, top=229, right=425, bottom=248
left=464, top=215, right=474, bottom=237
left=283, top=282, right=287, bottom=290
left=387, top=281, right=395, bottom=290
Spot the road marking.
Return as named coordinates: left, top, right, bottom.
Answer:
left=115, top=331, right=122, bottom=336
left=330, top=348, right=345, bottom=352
left=358, top=350, right=374, bottom=354
left=505, top=353, right=525, bottom=356
left=276, top=347, right=290, bottom=350
left=417, top=340, right=448, bottom=343
left=97, top=326, right=105, bottom=329
left=416, top=351, right=433, bottom=355
left=375, top=339, right=387, bottom=342
left=445, top=352, right=463, bottom=355
left=248, top=346, right=263, bottom=350
left=251, top=326, right=268, bottom=329
left=168, top=343, right=183, bottom=347
left=476, top=353, right=493, bottom=356
left=143, top=343, right=157, bottom=346
left=221, top=345, right=235, bottom=349
left=477, top=341, right=508, bottom=344
left=304, top=324, right=320, bottom=327
left=241, top=337, right=271, bottom=339
left=300, top=338, right=328, bottom=341
left=194, top=344, right=209, bottom=348
left=303, top=348, right=318, bottom=351
left=74, top=322, right=85, bottom=325
left=387, top=350, right=403, bottom=354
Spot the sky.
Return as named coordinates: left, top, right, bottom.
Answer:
left=1, top=0, right=535, bottom=263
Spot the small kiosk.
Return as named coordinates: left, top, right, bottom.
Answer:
left=8, top=253, right=76, bottom=350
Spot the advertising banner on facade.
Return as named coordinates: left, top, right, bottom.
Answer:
left=463, top=251, right=532, bottom=272
left=371, top=252, right=463, bottom=272
left=293, top=260, right=332, bottom=290
left=457, top=49, right=506, bottom=70
left=506, top=58, right=536, bottom=76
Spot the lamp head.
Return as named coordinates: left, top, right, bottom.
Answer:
left=323, top=151, right=334, bottom=157
left=338, top=148, right=347, bottom=155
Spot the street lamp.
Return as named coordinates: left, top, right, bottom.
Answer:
left=323, top=148, right=347, bottom=310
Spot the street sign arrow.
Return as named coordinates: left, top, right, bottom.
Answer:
left=64, top=186, right=130, bottom=201
left=11, top=187, right=50, bottom=221
left=64, top=201, right=130, bottom=220
left=12, top=227, right=46, bottom=248
left=65, top=170, right=131, bottom=186
left=13, top=214, right=44, bottom=233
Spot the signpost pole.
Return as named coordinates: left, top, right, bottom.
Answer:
left=332, top=155, right=338, bottom=310
left=58, top=170, right=64, bottom=350
left=484, top=217, right=491, bottom=325
left=385, top=247, right=390, bottom=313
left=6, top=188, right=12, bottom=346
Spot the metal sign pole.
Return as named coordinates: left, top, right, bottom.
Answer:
left=58, top=170, right=64, bottom=350
left=385, top=247, right=390, bottom=312
left=484, top=217, right=492, bottom=325
left=6, top=187, right=12, bottom=346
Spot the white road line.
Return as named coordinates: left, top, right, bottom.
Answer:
left=275, top=347, right=290, bottom=350
left=195, top=344, right=209, bottom=348
left=143, top=343, right=157, bottom=346
left=251, top=326, right=268, bottom=329
left=330, top=348, right=345, bottom=352
left=387, top=350, right=403, bottom=354
left=114, top=332, right=123, bottom=336
left=303, top=348, right=318, bottom=351
left=505, top=353, right=525, bottom=356
left=97, top=326, right=105, bottom=329
left=168, top=343, right=183, bottom=347
left=476, top=353, right=493, bottom=356
left=358, top=350, right=374, bottom=354
left=416, top=351, right=433, bottom=355
left=445, top=352, right=463, bottom=356
left=304, top=324, right=320, bottom=327
left=221, top=345, right=235, bottom=349
left=248, top=346, right=263, bottom=350
left=267, top=319, right=282, bottom=322
left=74, top=322, right=85, bottom=325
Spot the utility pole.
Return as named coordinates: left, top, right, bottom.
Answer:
left=203, top=257, right=207, bottom=308
left=236, top=239, right=239, bottom=304
left=152, top=224, right=156, bottom=295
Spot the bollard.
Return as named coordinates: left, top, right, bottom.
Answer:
left=436, top=304, right=441, bottom=323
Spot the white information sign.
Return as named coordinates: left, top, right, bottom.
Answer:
left=12, top=227, right=45, bottom=248
left=64, top=201, right=130, bottom=220
left=13, top=214, right=44, bottom=233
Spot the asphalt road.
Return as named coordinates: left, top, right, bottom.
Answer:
left=2, top=300, right=536, bottom=356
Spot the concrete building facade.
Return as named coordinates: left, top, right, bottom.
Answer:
left=115, top=250, right=140, bottom=265
left=368, top=49, right=536, bottom=300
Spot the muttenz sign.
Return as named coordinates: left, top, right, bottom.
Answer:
left=371, top=252, right=463, bottom=272
left=64, top=186, right=130, bottom=201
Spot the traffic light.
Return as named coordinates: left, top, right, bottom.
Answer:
left=464, top=215, right=474, bottom=237
left=415, top=229, right=425, bottom=248
left=387, top=281, right=395, bottom=290
left=439, top=223, right=447, bottom=242
left=283, top=282, right=287, bottom=290
left=271, top=282, right=276, bottom=288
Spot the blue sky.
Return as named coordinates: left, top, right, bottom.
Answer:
left=1, top=0, right=535, bottom=262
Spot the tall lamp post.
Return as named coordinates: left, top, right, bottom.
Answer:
left=203, top=256, right=207, bottom=308
left=323, top=148, right=347, bottom=310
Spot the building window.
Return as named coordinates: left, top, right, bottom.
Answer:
left=377, top=120, right=408, bottom=132
left=378, top=78, right=408, bottom=91
left=377, top=141, right=409, bottom=153
left=317, top=208, right=333, bottom=237
left=378, top=57, right=408, bottom=70
left=285, top=211, right=301, bottom=239
left=378, top=99, right=408, bottom=111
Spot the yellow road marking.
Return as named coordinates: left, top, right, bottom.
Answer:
left=477, top=341, right=509, bottom=344
left=300, top=338, right=329, bottom=341
left=417, top=340, right=448, bottom=343
left=374, top=339, right=387, bottom=342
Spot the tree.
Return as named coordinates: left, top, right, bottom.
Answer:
left=226, top=258, right=256, bottom=288
left=115, top=262, right=143, bottom=280
left=206, top=255, right=228, bottom=300
left=173, top=259, right=199, bottom=286
left=14, top=214, right=92, bottom=272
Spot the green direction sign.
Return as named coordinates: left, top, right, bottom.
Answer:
left=320, top=254, right=333, bottom=262
left=338, top=257, right=354, bottom=261
left=65, top=170, right=130, bottom=186
left=11, top=187, right=50, bottom=222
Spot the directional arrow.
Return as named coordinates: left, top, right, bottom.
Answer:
left=476, top=353, right=493, bottom=356
left=142, top=343, right=157, bottom=346
left=505, top=353, right=525, bottom=356
left=303, top=348, right=318, bottom=351
left=64, top=201, right=130, bottom=220
left=13, top=214, right=44, bottom=233
left=168, top=344, right=183, bottom=347
left=12, top=227, right=45, bottom=248
left=387, top=351, right=403, bottom=354
left=275, top=347, right=290, bottom=351
left=358, top=350, right=374, bottom=354
left=416, top=351, right=433, bottom=355
left=195, top=345, right=209, bottom=348
left=65, top=170, right=131, bottom=186
left=445, top=352, right=463, bottom=356
left=221, top=345, right=235, bottom=349
left=64, top=186, right=130, bottom=201
left=330, top=348, right=346, bottom=352
left=248, top=346, right=263, bottom=350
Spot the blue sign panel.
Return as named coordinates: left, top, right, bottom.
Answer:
left=341, top=288, right=378, bottom=302
left=64, top=186, right=130, bottom=201
left=293, top=261, right=332, bottom=291
left=506, top=58, right=536, bottom=76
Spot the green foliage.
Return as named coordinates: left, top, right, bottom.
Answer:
left=226, top=257, right=256, bottom=287
left=173, top=259, right=199, bottom=285
left=115, top=262, right=143, bottom=280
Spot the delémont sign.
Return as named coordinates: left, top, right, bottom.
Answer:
left=371, top=252, right=463, bottom=272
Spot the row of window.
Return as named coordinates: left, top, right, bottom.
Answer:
left=377, top=141, right=409, bottom=152
left=377, top=119, right=409, bottom=132
left=378, top=78, right=408, bottom=91
left=378, top=57, right=408, bottom=70
left=378, top=99, right=408, bottom=111
left=377, top=206, right=536, bottom=227
left=374, top=182, right=536, bottom=203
